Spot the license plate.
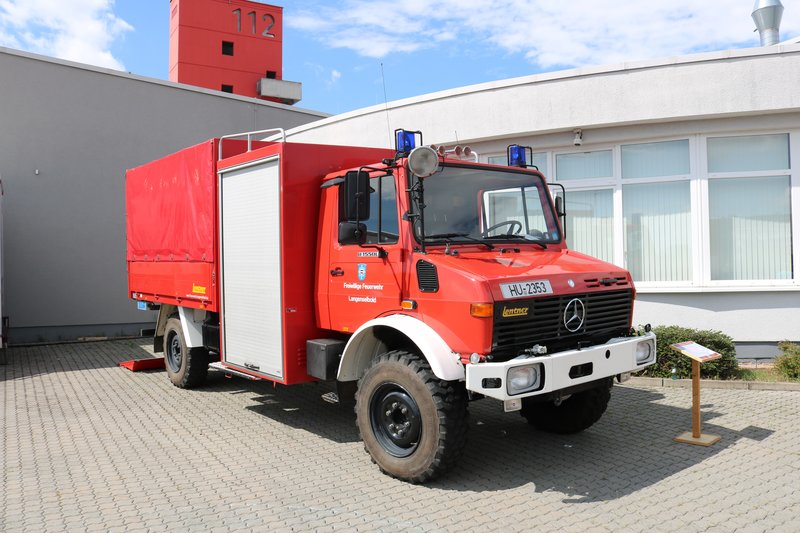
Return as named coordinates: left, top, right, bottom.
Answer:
left=500, top=280, right=553, bottom=299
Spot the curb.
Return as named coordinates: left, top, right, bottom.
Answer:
left=625, top=376, right=800, bottom=392
left=8, top=336, right=145, bottom=348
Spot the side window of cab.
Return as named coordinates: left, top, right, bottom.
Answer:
left=339, top=174, right=399, bottom=244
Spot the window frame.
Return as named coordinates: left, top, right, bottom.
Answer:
left=337, top=173, right=400, bottom=246
left=561, top=185, right=616, bottom=265
left=699, top=132, right=798, bottom=289
left=618, top=137, right=698, bottom=289
left=487, top=130, right=799, bottom=292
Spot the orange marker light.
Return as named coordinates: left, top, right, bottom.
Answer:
left=401, top=299, right=417, bottom=310
left=470, top=303, right=494, bottom=318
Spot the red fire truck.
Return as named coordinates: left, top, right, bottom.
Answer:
left=126, top=128, right=656, bottom=483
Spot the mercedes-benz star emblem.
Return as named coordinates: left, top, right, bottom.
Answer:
left=563, top=298, right=585, bottom=332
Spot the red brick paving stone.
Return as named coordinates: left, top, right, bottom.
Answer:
left=2, top=338, right=799, bottom=532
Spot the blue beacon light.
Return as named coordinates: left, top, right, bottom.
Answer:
left=508, top=144, right=527, bottom=167
left=395, top=129, right=417, bottom=154
left=506, top=144, right=538, bottom=166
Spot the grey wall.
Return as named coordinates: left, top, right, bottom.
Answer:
left=634, top=292, right=799, bottom=358
left=0, top=47, right=326, bottom=343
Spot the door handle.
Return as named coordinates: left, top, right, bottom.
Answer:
left=330, top=267, right=344, bottom=277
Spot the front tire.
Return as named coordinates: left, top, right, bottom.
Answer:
left=355, top=351, right=468, bottom=483
left=163, top=317, right=209, bottom=389
left=520, top=379, right=612, bottom=434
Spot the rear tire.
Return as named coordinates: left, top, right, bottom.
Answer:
left=355, top=350, right=468, bottom=483
left=520, top=380, right=612, bottom=434
left=163, top=317, right=209, bottom=389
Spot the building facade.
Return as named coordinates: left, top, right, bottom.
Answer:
left=282, top=44, right=800, bottom=356
left=0, top=46, right=325, bottom=344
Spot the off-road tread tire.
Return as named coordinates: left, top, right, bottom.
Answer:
left=164, top=317, right=209, bottom=389
left=520, top=381, right=611, bottom=434
left=355, top=350, right=469, bottom=483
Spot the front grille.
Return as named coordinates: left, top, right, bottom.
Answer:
left=492, top=289, right=633, bottom=358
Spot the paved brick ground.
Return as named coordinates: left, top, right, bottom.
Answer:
left=2, top=339, right=799, bottom=532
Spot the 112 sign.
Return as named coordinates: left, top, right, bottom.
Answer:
left=232, top=8, right=275, bottom=38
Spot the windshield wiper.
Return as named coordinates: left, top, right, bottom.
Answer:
left=482, top=234, right=547, bottom=249
left=425, top=232, right=494, bottom=250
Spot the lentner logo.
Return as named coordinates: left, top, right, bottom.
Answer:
left=502, top=307, right=529, bottom=318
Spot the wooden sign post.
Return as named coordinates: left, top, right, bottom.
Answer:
left=671, top=341, right=722, bottom=447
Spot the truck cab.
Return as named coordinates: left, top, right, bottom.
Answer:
left=310, top=133, right=656, bottom=481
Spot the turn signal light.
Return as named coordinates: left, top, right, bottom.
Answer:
left=401, top=299, right=417, bottom=310
left=470, top=303, right=494, bottom=318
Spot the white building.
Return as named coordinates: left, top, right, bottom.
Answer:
left=283, top=44, right=800, bottom=357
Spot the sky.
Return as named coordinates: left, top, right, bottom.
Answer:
left=0, top=0, right=798, bottom=114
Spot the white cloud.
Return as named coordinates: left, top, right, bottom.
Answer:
left=286, top=0, right=799, bottom=69
left=0, top=0, right=132, bottom=70
left=304, top=63, right=343, bottom=88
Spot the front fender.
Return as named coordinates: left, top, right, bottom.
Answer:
left=338, top=314, right=465, bottom=382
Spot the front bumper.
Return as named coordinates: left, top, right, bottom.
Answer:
left=465, top=332, right=656, bottom=401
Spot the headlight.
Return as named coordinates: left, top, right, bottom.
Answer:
left=507, top=364, right=541, bottom=395
left=407, top=146, right=439, bottom=177
left=636, top=341, right=654, bottom=364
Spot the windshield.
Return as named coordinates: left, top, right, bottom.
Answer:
left=410, top=165, right=561, bottom=244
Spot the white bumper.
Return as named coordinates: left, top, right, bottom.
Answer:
left=465, top=333, right=656, bottom=401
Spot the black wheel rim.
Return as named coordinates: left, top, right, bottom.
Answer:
left=369, top=382, right=422, bottom=458
left=166, top=332, right=182, bottom=373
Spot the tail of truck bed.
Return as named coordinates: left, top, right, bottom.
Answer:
left=126, top=139, right=391, bottom=384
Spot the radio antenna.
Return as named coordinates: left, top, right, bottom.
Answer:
left=381, top=63, right=391, bottom=147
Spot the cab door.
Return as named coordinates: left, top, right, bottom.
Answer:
left=327, top=173, right=404, bottom=332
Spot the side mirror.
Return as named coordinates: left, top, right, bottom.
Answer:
left=550, top=184, right=567, bottom=240
left=344, top=170, right=370, bottom=221
left=555, top=196, right=566, bottom=217
left=338, top=221, right=367, bottom=245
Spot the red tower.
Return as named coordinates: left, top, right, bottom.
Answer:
left=169, top=0, right=301, bottom=104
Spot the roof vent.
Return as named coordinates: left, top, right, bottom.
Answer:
left=752, top=0, right=784, bottom=46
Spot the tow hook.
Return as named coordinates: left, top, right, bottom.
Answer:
left=523, top=344, right=548, bottom=356
left=553, top=391, right=565, bottom=406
